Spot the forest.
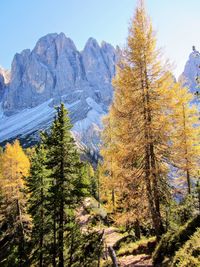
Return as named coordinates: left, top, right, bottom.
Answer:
left=0, top=1, right=200, bottom=267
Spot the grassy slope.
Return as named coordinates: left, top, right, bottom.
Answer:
left=153, top=215, right=200, bottom=266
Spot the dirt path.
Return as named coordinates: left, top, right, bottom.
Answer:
left=103, top=227, right=153, bottom=267
left=77, top=200, right=153, bottom=267
left=119, top=254, right=153, bottom=266
left=103, top=227, right=123, bottom=247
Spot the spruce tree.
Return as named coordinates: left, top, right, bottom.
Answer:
left=26, top=143, right=50, bottom=267
left=45, top=103, right=88, bottom=267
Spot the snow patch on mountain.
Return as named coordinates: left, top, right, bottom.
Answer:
left=86, top=97, right=103, bottom=113
left=0, top=99, right=55, bottom=142
left=74, top=109, right=103, bottom=133
left=0, top=96, right=105, bottom=149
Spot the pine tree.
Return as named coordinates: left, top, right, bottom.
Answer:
left=0, top=140, right=31, bottom=266
left=45, top=103, right=88, bottom=267
left=26, top=142, right=50, bottom=266
left=86, top=163, right=98, bottom=199
left=101, top=0, right=174, bottom=237
left=77, top=228, right=103, bottom=267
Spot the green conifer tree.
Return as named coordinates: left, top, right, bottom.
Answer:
left=26, top=143, right=50, bottom=267
left=45, top=103, right=88, bottom=267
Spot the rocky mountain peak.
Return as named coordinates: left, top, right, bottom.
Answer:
left=180, top=46, right=200, bottom=96
left=0, top=33, right=117, bottom=149
left=84, top=37, right=100, bottom=50
left=33, top=33, right=77, bottom=59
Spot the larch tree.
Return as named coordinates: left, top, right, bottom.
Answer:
left=169, top=83, right=200, bottom=194
left=101, top=107, right=150, bottom=233
left=101, top=0, right=174, bottom=237
left=0, top=140, right=31, bottom=266
left=101, top=112, right=119, bottom=213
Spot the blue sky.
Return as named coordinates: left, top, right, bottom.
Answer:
left=0, top=0, right=200, bottom=77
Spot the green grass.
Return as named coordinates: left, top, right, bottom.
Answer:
left=172, top=228, right=200, bottom=267
left=117, top=236, right=156, bottom=256
left=153, top=215, right=200, bottom=266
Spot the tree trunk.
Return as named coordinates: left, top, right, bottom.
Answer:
left=69, top=229, right=74, bottom=267
left=182, top=104, right=191, bottom=194
left=58, top=154, right=65, bottom=267
left=198, top=185, right=200, bottom=215
left=58, top=199, right=64, bottom=267
left=150, top=143, right=164, bottom=236
left=186, top=169, right=191, bottom=194
left=98, top=171, right=100, bottom=208
left=112, top=188, right=115, bottom=212
left=108, top=246, right=118, bottom=267
left=141, top=74, right=163, bottom=238
left=144, top=65, right=164, bottom=238
left=16, top=199, right=26, bottom=267
left=134, top=219, right=141, bottom=240
left=52, top=202, right=57, bottom=267
left=39, top=189, right=44, bottom=267
left=39, top=231, right=44, bottom=267
left=145, top=147, right=164, bottom=238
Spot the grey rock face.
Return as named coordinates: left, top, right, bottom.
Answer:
left=2, top=33, right=116, bottom=114
left=0, top=67, right=10, bottom=101
left=180, top=47, right=200, bottom=96
left=0, top=73, right=5, bottom=101
left=0, top=33, right=117, bottom=149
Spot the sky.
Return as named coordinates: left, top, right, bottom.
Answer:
left=0, top=0, right=200, bottom=78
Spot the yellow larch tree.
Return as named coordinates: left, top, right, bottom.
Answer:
left=101, top=106, right=150, bottom=233
left=101, top=110, right=120, bottom=213
left=0, top=140, right=31, bottom=265
left=169, top=83, right=200, bottom=194
left=101, top=0, right=174, bottom=237
left=1, top=140, right=30, bottom=201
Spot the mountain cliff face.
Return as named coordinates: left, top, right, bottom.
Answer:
left=0, top=33, right=117, bottom=149
left=180, top=46, right=200, bottom=102
left=0, top=74, right=4, bottom=102
left=0, top=67, right=9, bottom=102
